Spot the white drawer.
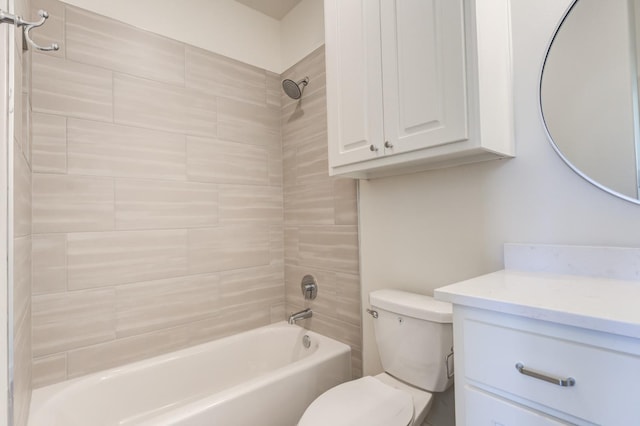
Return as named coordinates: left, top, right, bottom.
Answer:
left=463, top=318, right=640, bottom=425
left=465, top=386, right=569, bottom=425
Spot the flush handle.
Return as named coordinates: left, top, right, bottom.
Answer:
left=446, top=348, right=454, bottom=379
left=515, top=363, right=575, bottom=387
left=366, top=308, right=378, bottom=319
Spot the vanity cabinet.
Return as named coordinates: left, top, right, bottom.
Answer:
left=324, top=0, right=515, bottom=179
left=435, top=270, right=640, bottom=425
left=455, top=307, right=640, bottom=425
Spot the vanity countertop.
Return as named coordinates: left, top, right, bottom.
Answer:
left=434, top=269, right=640, bottom=339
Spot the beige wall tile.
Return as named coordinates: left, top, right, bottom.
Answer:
left=114, top=74, right=216, bottom=137
left=21, top=13, right=31, bottom=82
left=32, top=113, right=66, bottom=174
left=32, top=234, right=67, bottom=295
left=284, top=227, right=299, bottom=266
left=188, top=225, right=270, bottom=274
left=217, top=97, right=280, bottom=148
left=334, top=178, right=358, bottom=225
left=32, top=173, right=115, bottom=233
left=115, top=179, right=218, bottom=230
left=266, top=71, right=282, bottom=108
left=67, top=229, right=188, bottom=289
left=66, top=7, right=185, bottom=85
left=269, top=225, right=284, bottom=266
left=298, top=226, right=359, bottom=275
left=15, top=0, right=31, bottom=20
left=32, top=288, right=117, bottom=357
left=63, top=302, right=269, bottom=378
left=218, top=184, right=282, bottom=224
left=293, top=134, right=329, bottom=185
left=14, top=308, right=32, bottom=426
left=186, top=137, right=269, bottom=185
left=20, top=27, right=31, bottom=97
left=67, top=325, right=191, bottom=378
left=14, top=53, right=24, bottom=153
left=270, top=303, right=285, bottom=323
left=21, top=57, right=30, bottom=106
left=284, top=181, right=335, bottom=225
left=14, top=145, right=32, bottom=238
left=282, top=88, right=327, bottom=148
left=14, top=236, right=32, bottom=326
left=32, top=53, right=113, bottom=121
left=308, top=311, right=361, bottom=353
left=67, top=119, right=187, bottom=180
left=32, top=353, right=67, bottom=389
left=220, top=264, right=283, bottom=307
left=283, top=147, right=296, bottom=189
left=30, top=0, right=65, bottom=58
left=115, top=273, right=220, bottom=338
left=350, top=347, right=363, bottom=379
left=22, top=94, right=31, bottom=169
left=335, top=272, right=361, bottom=326
left=187, top=301, right=271, bottom=346
left=185, top=47, right=266, bottom=105
left=268, top=147, right=283, bottom=187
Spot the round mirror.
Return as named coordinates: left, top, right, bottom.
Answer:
left=541, top=0, right=640, bottom=204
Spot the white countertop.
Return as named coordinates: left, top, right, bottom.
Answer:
left=434, top=269, right=640, bottom=340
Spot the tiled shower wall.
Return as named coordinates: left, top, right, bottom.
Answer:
left=30, top=0, right=285, bottom=387
left=29, top=0, right=362, bottom=388
left=281, top=48, right=362, bottom=377
left=14, top=0, right=33, bottom=423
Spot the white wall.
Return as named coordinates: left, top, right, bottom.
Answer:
left=543, top=0, right=638, bottom=199
left=359, top=0, right=640, bottom=375
left=57, top=0, right=324, bottom=73
left=280, top=0, right=324, bottom=72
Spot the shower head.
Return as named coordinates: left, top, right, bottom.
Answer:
left=282, top=76, right=309, bottom=100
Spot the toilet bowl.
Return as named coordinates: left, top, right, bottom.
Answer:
left=298, top=289, right=453, bottom=426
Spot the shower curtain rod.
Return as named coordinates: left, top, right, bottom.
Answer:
left=0, top=8, right=60, bottom=52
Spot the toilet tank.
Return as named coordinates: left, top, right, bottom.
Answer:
left=370, top=289, right=453, bottom=392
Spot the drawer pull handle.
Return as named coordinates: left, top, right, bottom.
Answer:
left=515, top=363, right=576, bottom=387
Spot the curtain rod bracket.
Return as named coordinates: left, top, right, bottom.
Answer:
left=0, top=8, right=60, bottom=52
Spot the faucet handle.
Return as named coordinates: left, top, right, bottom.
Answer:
left=301, top=274, right=318, bottom=300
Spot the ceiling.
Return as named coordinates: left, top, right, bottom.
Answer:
left=235, top=0, right=303, bottom=20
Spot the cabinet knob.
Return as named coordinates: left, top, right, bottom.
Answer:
left=384, top=141, right=393, bottom=148
left=369, top=144, right=378, bottom=152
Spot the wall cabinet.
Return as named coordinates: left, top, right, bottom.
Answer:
left=324, top=0, right=515, bottom=178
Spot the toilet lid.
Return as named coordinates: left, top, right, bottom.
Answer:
left=298, top=376, right=414, bottom=426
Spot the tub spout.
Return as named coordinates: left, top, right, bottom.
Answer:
left=288, top=308, right=312, bottom=325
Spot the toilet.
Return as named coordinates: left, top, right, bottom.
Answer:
left=298, top=289, right=454, bottom=426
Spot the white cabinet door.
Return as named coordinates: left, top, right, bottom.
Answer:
left=325, top=0, right=513, bottom=177
left=380, top=0, right=468, bottom=155
left=325, top=0, right=385, bottom=167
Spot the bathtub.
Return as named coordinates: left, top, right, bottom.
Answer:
left=28, top=322, right=352, bottom=426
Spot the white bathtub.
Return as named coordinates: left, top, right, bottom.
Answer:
left=28, top=322, right=352, bottom=426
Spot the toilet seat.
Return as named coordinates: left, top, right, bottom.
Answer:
left=297, top=376, right=414, bottom=426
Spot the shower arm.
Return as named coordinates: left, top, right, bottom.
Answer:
left=0, top=8, right=60, bottom=52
